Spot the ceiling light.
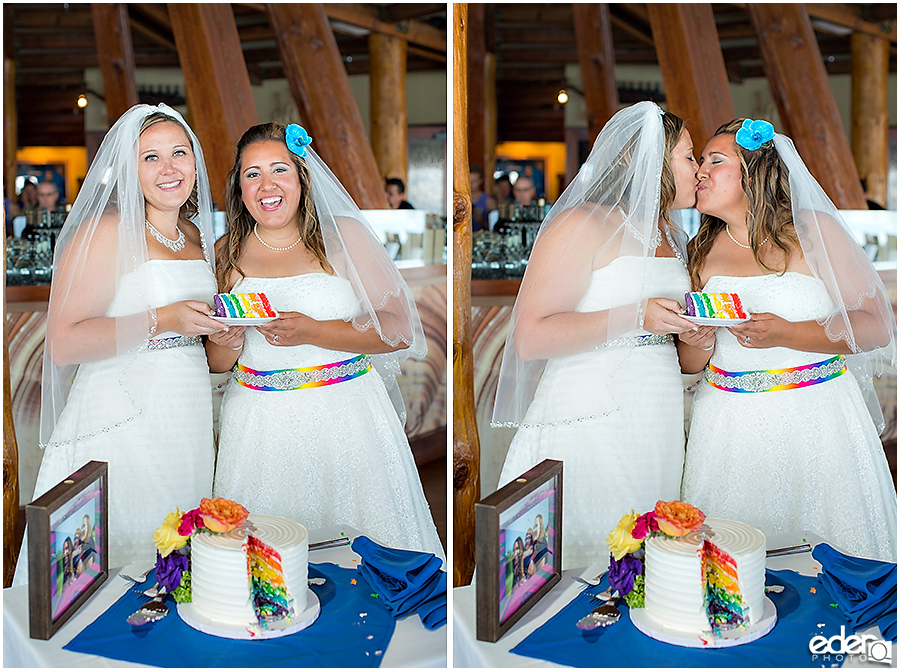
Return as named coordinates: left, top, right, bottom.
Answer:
left=557, top=89, right=569, bottom=105
left=77, top=93, right=88, bottom=108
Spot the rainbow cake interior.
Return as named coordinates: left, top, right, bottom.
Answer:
left=214, top=292, right=277, bottom=319
left=247, top=535, right=295, bottom=626
left=684, top=292, right=747, bottom=320
left=702, top=539, right=748, bottom=633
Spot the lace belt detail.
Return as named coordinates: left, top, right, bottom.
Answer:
left=705, top=355, right=846, bottom=393
left=597, top=333, right=673, bottom=349
left=140, top=335, right=203, bottom=351
left=234, top=354, right=371, bottom=391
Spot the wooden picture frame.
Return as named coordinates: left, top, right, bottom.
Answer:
left=475, top=459, right=563, bottom=642
left=27, top=460, right=109, bottom=640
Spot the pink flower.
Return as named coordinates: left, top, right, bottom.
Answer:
left=631, top=511, right=660, bottom=540
left=178, top=508, right=204, bottom=536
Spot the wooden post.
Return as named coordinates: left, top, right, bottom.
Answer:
left=647, top=3, right=735, bottom=146
left=167, top=4, right=259, bottom=209
left=267, top=3, right=387, bottom=209
left=369, top=33, right=408, bottom=187
left=748, top=4, right=866, bottom=209
left=453, top=3, right=480, bottom=588
left=466, top=4, right=486, bottom=177
left=4, top=263, right=20, bottom=587
left=573, top=3, right=618, bottom=142
left=851, top=32, right=889, bottom=207
left=4, top=57, right=16, bottom=202
left=91, top=3, right=139, bottom=125
left=484, top=51, right=498, bottom=193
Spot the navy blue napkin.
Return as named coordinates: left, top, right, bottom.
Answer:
left=351, top=535, right=447, bottom=630
left=812, top=543, right=897, bottom=642
left=511, top=569, right=853, bottom=667
left=64, top=563, right=394, bottom=667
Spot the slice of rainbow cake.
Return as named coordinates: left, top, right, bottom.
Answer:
left=214, top=293, right=278, bottom=319
left=246, top=535, right=295, bottom=626
left=702, top=540, right=749, bottom=633
left=684, top=292, right=747, bottom=320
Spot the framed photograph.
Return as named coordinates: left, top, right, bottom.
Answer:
left=27, top=460, right=108, bottom=640
left=475, top=459, right=562, bottom=642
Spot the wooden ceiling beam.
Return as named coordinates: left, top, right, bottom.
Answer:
left=497, top=47, right=578, bottom=63
left=495, top=5, right=573, bottom=24
left=805, top=3, right=896, bottom=42
left=168, top=3, right=259, bottom=209
left=323, top=3, right=446, bottom=53
left=131, top=3, right=172, bottom=31
left=15, top=9, right=94, bottom=30
left=610, top=8, right=655, bottom=45
left=128, top=16, right=177, bottom=51
left=382, top=4, right=445, bottom=23
left=748, top=4, right=866, bottom=208
left=92, top=3, right=140, bottom=125
left=648, top=4, right=735, bottom=148
left=574, top=3, right=619, bottom=142
left=267, top=3, right=386, bottom=209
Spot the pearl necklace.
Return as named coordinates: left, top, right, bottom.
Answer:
left=145, top=220, right=185, bottom=252
left=254, top=223, right=302, bottom=251
left=726, top=224, right=767, bottom=249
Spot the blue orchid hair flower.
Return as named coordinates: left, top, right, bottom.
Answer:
left=285, top=124, right=313, bottom=157
left=735, top=119, right=775, bottom=151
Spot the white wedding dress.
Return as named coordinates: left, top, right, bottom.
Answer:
left=682, top=272, right=897, bottom=561
left=498, top=256, right=689, bottom=569
left=214, top=273, right=444, bottom=560
left=17, top=260, right=216, bottom=582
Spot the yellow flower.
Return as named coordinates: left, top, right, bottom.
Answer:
left=153, top=509, right=189, bottom=557
left=606, top=510, right=642, bottom=560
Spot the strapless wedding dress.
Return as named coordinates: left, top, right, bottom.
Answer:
left=18, top=260, right=216, bottom=581
left=682, top=272, right=897, bottom=561
left=499, top=256, right=690, bottom=569
left=213, top=273, right=444, bottom=560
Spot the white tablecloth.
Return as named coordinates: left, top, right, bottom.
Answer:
left=4, top=525, right=446, bottom=668
left=453, top=531, right=894, bottom=668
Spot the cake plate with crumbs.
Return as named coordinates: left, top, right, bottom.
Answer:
left=177, top=589, right=320, bottom=640
left=630, top=597, right=777, bottom=648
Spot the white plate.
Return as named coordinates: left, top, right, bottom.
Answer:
left=683, top=315, right=750, bottom=327
left=177, top=588, right=320, bottom=640
left=211, top=315, right=278, bottom=326
left=630, top=596, right=777, bottom=648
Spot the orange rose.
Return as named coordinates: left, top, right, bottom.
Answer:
left=653, top=500, right=705, bottom=537
left=198, top=497, right=249, bottom=533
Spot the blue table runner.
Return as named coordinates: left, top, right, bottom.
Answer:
left=64, top=563, right=395, bottom=667
left=511, top=569, right=856, bottom=667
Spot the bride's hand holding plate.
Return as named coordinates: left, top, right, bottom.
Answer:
left=208, top=325, right=246, bottom=349
left=728, top=312, right=786, bottom=348
left=256, top=311, right=315, bottom=347
left=157, top=300, right=228, bottom=337
left=643, top=297, right=698, bottom=335
left=678, top=326, right=716, bottom=350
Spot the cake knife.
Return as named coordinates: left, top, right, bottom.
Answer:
left=765, top=542, right=812, bottom=557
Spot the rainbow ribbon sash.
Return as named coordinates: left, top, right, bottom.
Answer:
left=234, top=354, right=371, bottom=391
left=705, top=355, right=846, bottom=393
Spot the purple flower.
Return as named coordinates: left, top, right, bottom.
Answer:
left=156, top=550, right=189, bottom=593
left=608, top=552, right=643, bottom=595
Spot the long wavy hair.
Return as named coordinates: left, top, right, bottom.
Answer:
left=138, top=112, right=199, bottom=220
left=215, top=122, right=332, bottom=290
left=686, top=118, right=798, bottom=289
left=659, top=111, right=686, bottom=232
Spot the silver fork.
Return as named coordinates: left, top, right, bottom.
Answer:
left=119, top=566, right=153, bottom=584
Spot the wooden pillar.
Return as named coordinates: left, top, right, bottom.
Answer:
left=168, top=4, right=259, bottom=209
left=369, top=33, right=408, bottom=188
left=466, top=4, right=486, bottom=177
left=647, top=4, right=735, bottom=147
left=4, top=279, right=20, bottom=587
left=748, top=4, right=866, bottom=209
left=484, top=52, right=497, bottom=193
left=268, top=3, right=387, bottom=210
left=851, top=33, right=889, bottom=207
left=573, top=3, right=618, bottom=142
left=4, top=5, right=17, bottom=201
left=453, top=3, right=480, bottom=588
left=91, top=3, right=139, bottom=125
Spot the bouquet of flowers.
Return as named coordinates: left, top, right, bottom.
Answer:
left=605, top=500, right=705, bottom=608
left=152, top=497, right=249, bottom=603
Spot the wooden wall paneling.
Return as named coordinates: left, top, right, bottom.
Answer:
left=167, top=4, right=259, bottom=210
left=369, top=33, right=408, bottom=185
left=851, top=32, right=889, bottom=207
left=573, top=3, right=619, bottom=143
left=466, top=4, right=486, bottom=179
left=647, top=3, right=735, bottom=147
left=748, top=4, right=866, bottom=209
left=91, top=3, right=139, bottom=125
left=267, top=3, right=387, bottom=209
left=453, top=3, right=480, bottom=588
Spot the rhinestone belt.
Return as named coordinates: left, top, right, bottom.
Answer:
left=597, top=333, right=673, bottom=349
left=140, top=335, right=203, bottom=351
left=234, top=354, right=371, bottom=391
left=705, top=355, right=846, bottom=393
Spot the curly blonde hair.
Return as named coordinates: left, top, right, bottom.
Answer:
left=215, top=122, right=332, bottom=290
left=686, top=118, right=798, bottom=289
